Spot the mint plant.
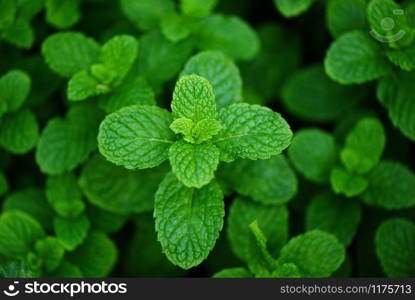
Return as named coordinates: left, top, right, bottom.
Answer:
left=97, top=74, right=292, bottom=268
left=1, top=0, right=415, bottom=279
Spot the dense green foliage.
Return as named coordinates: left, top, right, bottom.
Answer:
left=0, top=0, right=414, bottom=278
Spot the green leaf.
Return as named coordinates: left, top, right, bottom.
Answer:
left=35, top=236, right=65, bottom=272
left=1, top=18, right=34, bottom=49
left=341, top=117, right=385, bottom=174
left=330, top=167, right=369, bottom=198
left=375, top=218, right=415, bottom=277
left=225, top=155, right=297, bottom=205
left=98, top=105, right=175, bottom=170
left=180, top=0, right=218, bottom=18
left=386, top=44, right=415, bottom=71
left=325, top=31, right=392, bottom=84
left=42, top=32, right=101, bottom=77
left=288, top=129, right=337, bottom=183
left=54, top=214, right=90, bottom=251
left=98, top=77, right=156, bottom=114
left=247, top=221, right=278, bottom=277
left=0, top=258, right=38, bottom=278
left=100, top=35, right=138, bottom=85
left=0, top=109, right=38, bottom=154
left=181, top=51, right=242, bottom=109
left=67, top=71, right=103, bottom=101
left=213, top=267, right=252, bottom=278
left=190, top=119, right=222, bottom=144
left=196, top=14, right=260, bottom=61
left=87, top=206, right=128, bottom=234
left=0, top=69, right=31, bottom=114
left=172, top=75, right=216, bottom=121
left=154, top=172, right=224, bottom=269
left=377, top=72, right=415, bottom=141
left=46, top=172, right=85, bottom=219
left=120, top=0, right=174, bottom=30
left=227, top=197, right=289, bottom=261
left=137, top=31, right=194, bottom=87
left=45, top=0, right=81, bottom=29
left=169, top=140, right=220, bottom=188
left=67, top=233, right=117, bottom=277
left=278, top=230, right=345, bottom=278
left=362, top=161, right=415, bottom=210
left=0, top=210, right=45, bottom=258
left=0, top=171, right=8, bottom=197
left=272, top=263, right=302, bottom=278
left=0, top=0, right=16, bottom=29
left=327, top=0, right=368, bottom=38
left=367, top=0, right=413, bottom=48
left=306, top=192, right=362, bottom=246
left=3, top=188, right=54, bottom=231
left=213, top=104, right=292, bottom=161
left=80, top=154, right=168, bottom=215
left=36, top=105, right=102, bottom=175
left=282, top=65, right=365, bottom=122
left=52, top=260, right=82, bottom=278
left=161, top=13, right=193, bottom=43
left=274, top=0, right=315, bottom=18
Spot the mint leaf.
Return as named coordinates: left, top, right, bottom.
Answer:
left=375, top=218, right=415, bottom=277
left=54, top=214, right=90, bottom=251
left=98, top=105, right=175, bottom=170
left=325, top=31, right=392, bottom=84
left=67, top=71, right=103, bottom=101
left=35, top=236, right=65, bottom=272
left=0, top=0, right=16, bottom=29
left=36, top=105, right=102, bottom=175
left=227, top=197, right=289, bottom=261
left=341, top=117, right=386, bottom=174
left=386, top=44, right=415, bottom=71
left=225, top=155, right=297, bottom=205
left=282, top=65, right=365, bottom=122
left=2, top=18, right=33, bottom=49
left=52, top=260, right=82, bottom=278
left=172, top=75, right=216, bottom=121
left=46, top=172, right=85, bottom=219
left=368, top=0, right=413, bottom=48
left=0, top=210, right=45, bottom=258
left=330, top=167, right=369, bottom=197
left=3, top=188, right=54, bottom=231
left=0, top=69, right=31, bottom=114
left=306, top=192, right=362, bottom=245
left=99, top=77, right=156, bottom=114
left=100, top=35, right=138, bottom=85
left=120, top=0, right=174, bottom=31
left=272, top=263, right=302, bottom=278
left=45, top=0, right=81, bottom=29
left=0, top=109, right=38, bottom=154
left=288, top=129, right=337, bottom=183
left=154, top=172, right=224, bottom=269
left=180, top=0, right=218, bottom=18
left=196, top=14, right=260, bottom=61
left=278, top=230, right=345, bottom=277
left=170, top=118, right=222, bottom=144
left=87, top=206, right=127, bottom=234
left=42, top=32, right=100, bottom=77
left=377, top=72, right=415, bottom=141
left=67, top=233, right=117, bottom=277
left=247, top=221, right=278, bottom=277
left=213, top=104, right=292, bottom=161
left=161, top=13, right=193, bottom=43
left=80, top=154, right=168, bottom=215
left=327, top=0, right=368, bottom=38
left=213, top=267, right=252, bottom=278
left=181, top=51, right=242, bottom=109
left=362, top=161, right=415, bottom=210
left=169, top=141, right=219, bottom=188
left=274, top=0, right=315, bottom=18
left=137, top=31, right=193, bottom=87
